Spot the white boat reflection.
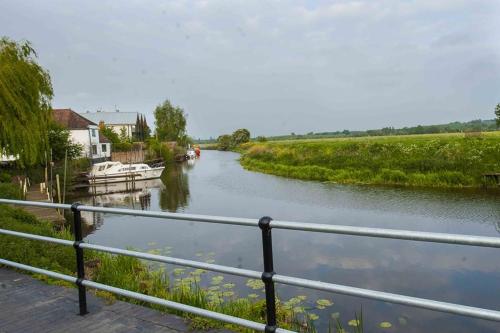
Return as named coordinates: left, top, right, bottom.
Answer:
left=81, top=178, right=163, bottom=228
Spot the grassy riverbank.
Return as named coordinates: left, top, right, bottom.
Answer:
left=0, top=183, right=320, bottom=332
left=239, top=132, right=500, bottom=188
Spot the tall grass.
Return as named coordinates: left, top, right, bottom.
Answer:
left=239, top=132, right=500, bottom=187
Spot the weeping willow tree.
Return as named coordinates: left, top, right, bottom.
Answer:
left=0, top=37, right=53, bottom=166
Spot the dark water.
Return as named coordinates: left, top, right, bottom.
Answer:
left=78, top=150, right=500, bottom=332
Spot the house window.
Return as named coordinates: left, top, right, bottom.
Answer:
left=92, top=145, right=97, bottom=155
left=91, top=129, right=96, bottom=137
left=102, top=144, right=107, bottom=153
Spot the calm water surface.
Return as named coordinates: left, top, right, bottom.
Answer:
left=78, top=150, right=500, bottom=332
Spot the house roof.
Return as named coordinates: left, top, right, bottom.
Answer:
left=52, top=109, right=97, bottom=129
left=80, top=111, right=140, bottom=126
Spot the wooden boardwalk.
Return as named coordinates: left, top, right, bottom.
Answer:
left=23, top=184, right=66, bottom=224
left=0, top=268, right=230, bottom=333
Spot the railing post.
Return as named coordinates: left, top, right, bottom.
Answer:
left=71, top=202, right=88, bottom=315
left=259, top=216, right=276, bottom=333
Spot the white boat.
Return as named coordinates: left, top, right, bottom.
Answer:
left=186, top=148, right=196, bottom=160
left=88, top=161, right=165, bottom=184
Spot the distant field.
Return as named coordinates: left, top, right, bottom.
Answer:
left=239, top=131, right=500, bottom=188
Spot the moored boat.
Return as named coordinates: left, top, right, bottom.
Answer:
left=88, top=161, right=165, bottom=184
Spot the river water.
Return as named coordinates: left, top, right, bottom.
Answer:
left=77, top=150, right=500, bottom=332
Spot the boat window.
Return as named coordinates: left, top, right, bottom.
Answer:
left=142, top=166, right=148, bottom=169
left=106, top=164, right=113, bottom=169
left=130, top=167, right=136, bottom=171
left=98, top=166, right=105, bottom=171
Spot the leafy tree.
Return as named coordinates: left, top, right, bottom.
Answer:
left=99, top=124, right=131, bottom=151
left=256, top=136, right=267, bottom=142
left=154, top=100, right=187, bottom=143
left=99, top=124, right=120, bottom=143
left=217, top=135, right=232, bottom=151
left=119, top=127, right=129, bottom=142
left=0, top=37, right=53, bottom=166
left=495, top=103, right=500, bottom=127
left=231, top=128, right=250, bottom=146
left=48, top=122, right=83, bottom=161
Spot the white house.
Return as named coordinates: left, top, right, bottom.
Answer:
left=52, top=109, right=111, bottom=162
left=80, top=110, right=146, bottom=140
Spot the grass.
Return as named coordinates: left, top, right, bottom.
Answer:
left=239, top=131, right=500, bottom=188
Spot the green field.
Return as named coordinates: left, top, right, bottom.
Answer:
left=239, top=132, right=500, bottom=188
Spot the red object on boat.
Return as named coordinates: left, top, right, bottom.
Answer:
left=195, top=147, right=201, bottom=157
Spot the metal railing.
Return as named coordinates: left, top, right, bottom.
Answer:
left=1, top=198, right=500, bottom=332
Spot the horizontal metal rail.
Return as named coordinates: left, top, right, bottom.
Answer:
left=3, top=227, right=500, bottom=322
left=3, top=198, right=500, bottom=248
left=270, top=221, right=500, bottom=248
left=273, top=275, right=500, bottom=322
left=0, top=259, right=296, bottom=333
left=0, top=199, right=71, bottom=210
left=0, top=228, right=74, bottom=246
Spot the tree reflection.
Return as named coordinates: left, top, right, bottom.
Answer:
left=159, top=163, right=190, bottom=212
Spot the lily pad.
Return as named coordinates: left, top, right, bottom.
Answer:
left=316, top=299, right=333, bottom=307
left=211, top=276, right=224, bottom=285
left=173, top=268, right=185, bottom=276
left=190, top=269, right=206, bottom=276
left=248, top=293, right=259, bottom=298
left=205, top=259, right=215, bottom=264
left=379, top=322, right=392, bottom=328
left=398, top=317, right=408, bottom=326
left=348, top=319, right=360, bottom=327
left=223, top=283, right=235, bottom=289
left=246, top=279, right=265, bottom=290
left=331, top=312, right=340, bottom=319
left=308, top=313, right=319, bottom=321
left=222, top=291, right=235, bottom=297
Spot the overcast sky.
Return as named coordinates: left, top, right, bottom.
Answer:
left=1, top=0, right=499, bottom=138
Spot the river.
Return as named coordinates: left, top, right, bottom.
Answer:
left=76, top=150, right=500, bottom=333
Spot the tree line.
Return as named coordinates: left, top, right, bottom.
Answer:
left=216, top=129, right=250, bottom=150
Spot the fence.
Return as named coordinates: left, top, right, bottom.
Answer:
left=111, top=150, right=145, bottom=163
left=1, top=198, right=500, bottom=332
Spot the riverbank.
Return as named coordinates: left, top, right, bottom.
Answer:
left=0, top=183, right=314, bottom=332
left=239, top=132, right=500, bottom=188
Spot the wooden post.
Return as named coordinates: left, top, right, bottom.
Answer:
left=63, top=149, right=68, bottom=204
left=56, top=174, right=61, bottom=214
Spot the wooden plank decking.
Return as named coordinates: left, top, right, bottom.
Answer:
left=23, top=185, right=66, bottom=224
left=0, top=268, right=230, bottom=333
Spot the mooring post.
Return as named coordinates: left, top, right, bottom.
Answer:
left=71, top=202, right=88, bottom=315
left=259, top=216, right=277, bottom=332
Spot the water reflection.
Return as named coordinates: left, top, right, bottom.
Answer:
left=159, top=163, right=190, bottom=212
left=79, top=163, right=191, bottom=231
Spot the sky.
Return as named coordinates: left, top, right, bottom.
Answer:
left=1, top=0, right=499, bottom=139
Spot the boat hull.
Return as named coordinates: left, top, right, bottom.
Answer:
left=88, top=167, right=165, bottom=184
